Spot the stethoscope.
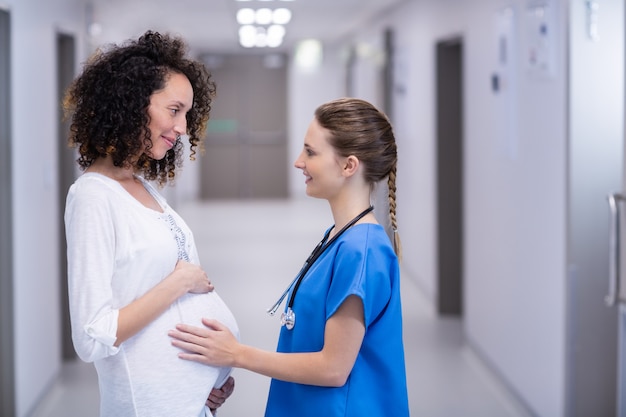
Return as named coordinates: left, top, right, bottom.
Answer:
left=266, top=205, right=374, bottom=330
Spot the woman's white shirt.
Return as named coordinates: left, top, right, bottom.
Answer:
left=65, top=173, right=239, bottom=417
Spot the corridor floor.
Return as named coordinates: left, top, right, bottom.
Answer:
left=30, top=198, right=533, bottom=417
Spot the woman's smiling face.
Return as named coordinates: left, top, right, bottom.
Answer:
left=146, top=72, right=193, bottom=160
left=294, top=118, right=346, bottom=200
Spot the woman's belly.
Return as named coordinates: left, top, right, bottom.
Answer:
left=175, top=290, right=240, bottom=386
left=176, top=290, right=239, bottom=337
left=99, top=290, right=239, bottom=416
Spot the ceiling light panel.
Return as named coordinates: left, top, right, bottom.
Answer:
left=235, top=0, right=293, bottom=48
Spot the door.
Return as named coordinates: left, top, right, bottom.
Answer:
left=607, top=193, right=626, bottom=416
left=0, top=8, right=14, bottom=417
left=567, top=0, right=623, bottom=415
left=57, top=32, right=77, bottom=360
left=200, top=54, right=288, bottom=199
left=436, top=37, right=463, bottom=316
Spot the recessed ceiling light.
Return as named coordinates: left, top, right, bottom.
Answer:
left=239, top=25, right=257, bottom=47
left=295, top=39, right=323, bottom=70
left=255, top=8, right=273, bottom=25
left=273, top=8, right=291, bottom=25
left=236, top=8, right=255, bottom=25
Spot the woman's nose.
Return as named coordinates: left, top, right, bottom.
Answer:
left=175, top=116, right=187, bottom=135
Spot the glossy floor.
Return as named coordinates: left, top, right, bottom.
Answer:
left=30, top=198, right=534, bottom=417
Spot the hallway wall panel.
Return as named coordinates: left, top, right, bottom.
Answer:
left=7, top=1, right=87, bottom=415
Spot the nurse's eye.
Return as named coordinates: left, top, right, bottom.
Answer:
left=170, top=108, right=180, bottom=115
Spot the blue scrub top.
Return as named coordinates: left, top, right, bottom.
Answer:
left=264, top=224, right=410, bottom=417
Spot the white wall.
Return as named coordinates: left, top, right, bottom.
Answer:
left=318, top=1, right=568, bottom=416
left=8, top=0, right=87, bottom=415
left=159, top=144, right=202, bottom=207
left=287, top=43, right=345, bottom=198
left=460, top=3, right=567, bottom=416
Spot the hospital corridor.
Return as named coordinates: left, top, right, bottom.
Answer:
left=2, top=0, right=625, bottom=416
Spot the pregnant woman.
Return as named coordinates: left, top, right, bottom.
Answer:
left=63, top=31, right=238, bottom=417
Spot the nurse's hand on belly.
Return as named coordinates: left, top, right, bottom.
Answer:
left=169, top=318, right=238, bottom=368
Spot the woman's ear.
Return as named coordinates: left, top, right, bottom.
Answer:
left=342, top=155, right=360, bottom=177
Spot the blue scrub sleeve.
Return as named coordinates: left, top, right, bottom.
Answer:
left=325, top=234, right=393, bottom=328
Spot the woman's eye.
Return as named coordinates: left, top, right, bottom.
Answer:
left=170, top=108, right=179, bottom=115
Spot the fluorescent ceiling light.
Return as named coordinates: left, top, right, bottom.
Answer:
left=236, top=8, right=255, bottom=25
left=255, top=8, right=273, bottom=25
left=295, top=39, right=323, bottom=70
left=236, top=1, right=291, bottom=48
left=239, top=25, right=256, bottom=47
left=267, top=24, right=285, bottom=38
left=267, top=24, right=285, bottom=47
left=239, top=25, right=284, bottom=48
left=273, top=8, right=291, bottom=24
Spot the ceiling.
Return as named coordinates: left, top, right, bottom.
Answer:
left=89, top=0, right=408, bottom=55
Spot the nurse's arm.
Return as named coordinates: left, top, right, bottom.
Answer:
left=170, top=295, right=365, bottom=387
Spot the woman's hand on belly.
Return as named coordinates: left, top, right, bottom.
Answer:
left=207, top=376, right=235, bottom=413
left=169, top=260, right=214, bottom=294
left=115, top=261, right=213, bottom=346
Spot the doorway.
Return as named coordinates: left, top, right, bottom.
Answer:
left=0, top=8, right=14, bottom=417
left=57, top=32, right=77, bottom=360
left=200, top=54, right=288, bottom=199
left=436, top=37, right=464, bottom=316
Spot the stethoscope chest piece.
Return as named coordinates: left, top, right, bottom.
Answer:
left=280, top=307, right=295, bottom=330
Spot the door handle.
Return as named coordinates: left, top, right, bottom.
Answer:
left=607, top=193, right=625, bottom=306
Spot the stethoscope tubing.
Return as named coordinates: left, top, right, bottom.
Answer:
left=266, top=206, right=374, bottom=329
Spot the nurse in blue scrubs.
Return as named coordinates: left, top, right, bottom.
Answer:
left=170, top=97, right=410, bottom=417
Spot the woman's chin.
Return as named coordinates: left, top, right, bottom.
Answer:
left=145, top=150, right=169, bottom=161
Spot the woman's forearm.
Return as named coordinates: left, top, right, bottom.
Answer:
left=115, top=276, right=189, bottom=346
left=116, top=260, right=212, bottom=346
left=171, top=296, right=365, bottom=386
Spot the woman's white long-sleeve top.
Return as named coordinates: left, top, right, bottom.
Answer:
left=65, top=173, right=239, bottom=417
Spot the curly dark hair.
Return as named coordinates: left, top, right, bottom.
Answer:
left=63, top=30, right=216, bottom=185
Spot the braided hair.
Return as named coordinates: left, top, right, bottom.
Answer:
left=314, top=97, right=402, bottom=259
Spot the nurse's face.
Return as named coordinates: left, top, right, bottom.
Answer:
left=294, top=118, right=346, bottom=200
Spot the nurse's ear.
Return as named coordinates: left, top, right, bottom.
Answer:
left=342, top=155, right=360, bottom=178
